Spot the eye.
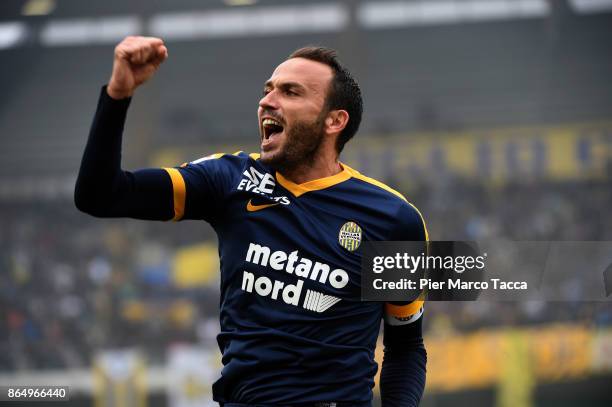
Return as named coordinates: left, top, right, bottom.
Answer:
left=285, top=89, right=298, bottom=96
left=262, top=88, right=271, bottom=96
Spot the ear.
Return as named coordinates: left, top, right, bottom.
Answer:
left=325, top=109, right=349, bottom=136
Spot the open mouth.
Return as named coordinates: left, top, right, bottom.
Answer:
left=262, top=118, right=284, bottom=141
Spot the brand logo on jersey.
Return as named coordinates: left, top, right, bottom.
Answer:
left=303, top=290, right=342, bottom=312
left=240, top=242, right=347, bottom=313
left=237, top=166, right=290, bottom=206
left=338, top=221, right=362, bottom=251
left=246, top=199, right=280, bottom=212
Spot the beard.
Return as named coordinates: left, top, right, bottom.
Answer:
left=260, top=111, right=327, bottom=174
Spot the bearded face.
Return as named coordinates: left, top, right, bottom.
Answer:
left=257, top=57, right=334, bottom=173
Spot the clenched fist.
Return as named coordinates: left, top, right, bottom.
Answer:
left=107, top=36, right=168, bottom=100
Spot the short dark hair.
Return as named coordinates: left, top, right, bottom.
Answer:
left=288, top=46, right=363, bottom=154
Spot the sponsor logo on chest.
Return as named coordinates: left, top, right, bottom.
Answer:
left=237, top=166, right=290, bottom=206
left=240, top=242, right=348, bottom=313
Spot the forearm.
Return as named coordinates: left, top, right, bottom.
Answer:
left=380, top=316, right=427, bottom=407
left=380, top=345, right=427, bottom=407
left=74, top=87, right=173, bottom=220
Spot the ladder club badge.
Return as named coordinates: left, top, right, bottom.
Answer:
left=338, top=221, right=362, bottom=252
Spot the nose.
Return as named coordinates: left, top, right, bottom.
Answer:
left=259, top=89, right=279, bottom=110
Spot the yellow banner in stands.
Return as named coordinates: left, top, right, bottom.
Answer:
left=373, top=324, right=609, bottom=395
left=341, top=122, right=612, bottom=185
left=172, top=243, right=219, bottom=288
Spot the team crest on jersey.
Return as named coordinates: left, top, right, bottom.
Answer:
left=338, top=221, right=362, bottom=252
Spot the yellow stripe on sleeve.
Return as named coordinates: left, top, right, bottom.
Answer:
left=163, top=168, right=186, bottom=221
left=408, top=202, right=429, bottom=242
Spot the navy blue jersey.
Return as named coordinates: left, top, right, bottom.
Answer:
left=75, top=89, right=428, bottom=406
left=163, top=152, right=427, bottom=404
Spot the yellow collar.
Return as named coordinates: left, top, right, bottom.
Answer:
left=275, top=163, right=353, bottom=197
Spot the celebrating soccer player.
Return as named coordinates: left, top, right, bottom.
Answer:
left=75, top=36, right=428, bottom=406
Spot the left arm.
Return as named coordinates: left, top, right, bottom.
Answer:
left=380, top=200, right=429, bottom=406
left=380, top=313, right=427, bottom=407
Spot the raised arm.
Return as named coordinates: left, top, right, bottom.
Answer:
left=74, top=36, right=174, bottom=220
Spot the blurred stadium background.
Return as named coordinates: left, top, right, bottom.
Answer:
left=1, top=0, right=612, bottom=406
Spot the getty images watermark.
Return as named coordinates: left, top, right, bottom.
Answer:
left=361, top=241, right=612, bottom=301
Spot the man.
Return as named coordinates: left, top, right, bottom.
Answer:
left=75, top=36, right=427, bottom=406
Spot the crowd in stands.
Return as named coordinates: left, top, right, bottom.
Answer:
left=1, top=177, right=611, bottom=371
